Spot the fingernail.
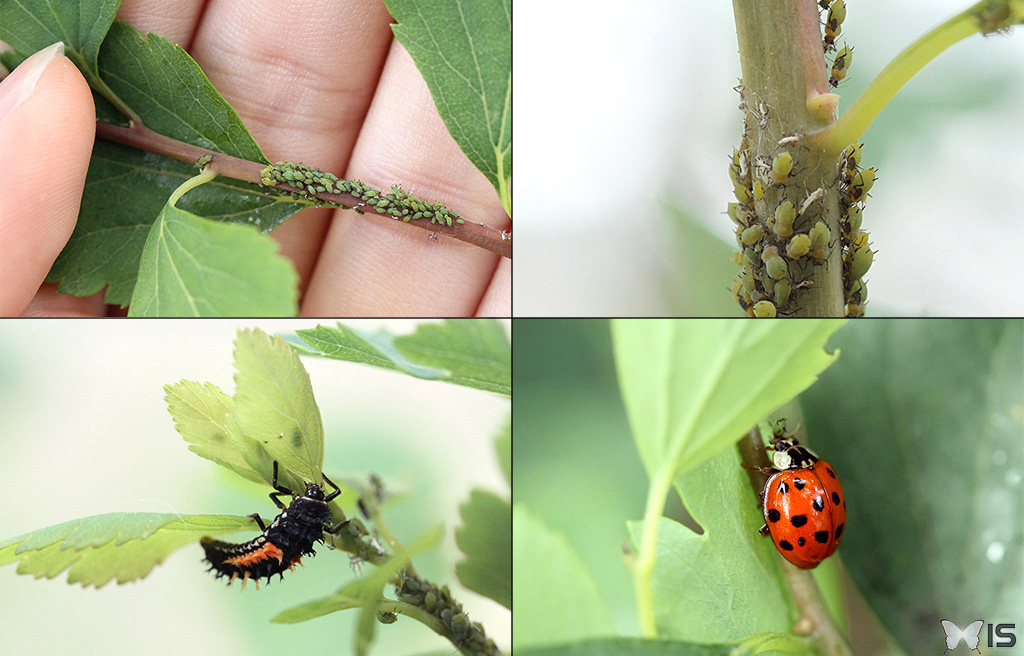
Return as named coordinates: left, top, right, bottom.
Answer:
left=0, top=42, right=66, bottom=123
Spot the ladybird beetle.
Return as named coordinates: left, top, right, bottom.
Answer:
left=755, top=424, right=846, bottom=569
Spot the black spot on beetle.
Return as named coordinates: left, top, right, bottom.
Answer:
left=813, top=530, right=830, bottom=544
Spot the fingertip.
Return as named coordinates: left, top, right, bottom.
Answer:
left=0, top=45, right=95, bottom=315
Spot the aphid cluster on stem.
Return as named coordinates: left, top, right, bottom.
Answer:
left=835, top=142, right=876, bottom=316
left=260, top=161, right=463, bottom=226
left=395, top=570, right=500, bottom=656
left=728, top=123, right=821, bottom=317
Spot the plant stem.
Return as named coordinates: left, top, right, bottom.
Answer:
left=632, top=470, right=673, bottom=638
left=94, top=121, right=512, bottom=259
left=809, top=1, right=999, bottom=154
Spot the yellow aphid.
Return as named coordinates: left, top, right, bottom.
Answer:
left=770, top=152, right=794, bottom=185
left=824, top=0, right=846, bottom=50
left=848, top=168, right=877, bottom=202
left=830, top=45, right=853, bottom=87
left=753, top=179, right=765, bottom=201
left=845, top=204, right=863, bottom=238
left=840, top=142, right=863, bottom=183
left=728, top=202, right=752, bottom=227
left=786, top=234, right=812, bottom=259
left=753, top=300, right=777, bottom=318
left=734, top=182, right=753, bottom=204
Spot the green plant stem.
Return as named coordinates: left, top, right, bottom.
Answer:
left=94, top=121, right=512, bottom=259
left=633, top=470, right=673, bottom=638
left=809, top=0, right=1020, bottom=153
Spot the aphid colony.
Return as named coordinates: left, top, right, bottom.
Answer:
left=728, top=0, right=875, bottom=316
left=836, top=143, right=877, bottom=317
left=729, top=131, right=824, bottom=318
left=820, top=0, right=852, bottom=87
left=259, top=161, right=462, bottom=226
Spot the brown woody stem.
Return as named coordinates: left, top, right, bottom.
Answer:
left=95, top=121, right=511, bottom=259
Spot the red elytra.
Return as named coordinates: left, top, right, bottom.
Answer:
left=757, top=430, right=846, bottom=569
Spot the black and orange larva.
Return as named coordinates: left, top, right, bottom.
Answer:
left=200, top=462, right=344, bottom=587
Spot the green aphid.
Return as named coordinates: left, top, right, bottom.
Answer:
left=774, top=279, right=792, bottom=307
left=850, top=243, right=874, bottom=279
left=809, top=220, right=831, bottom=261
left=741, top=225, right=765, bottom=246
left=773, top=201, right=796, bottom=239
left=765, top=254, right=789, bottom=280
left=786, top=233, right=812, bottom=259
left=770, top=151, right=794, bottom=185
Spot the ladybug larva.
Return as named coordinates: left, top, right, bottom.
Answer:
left=200, top=462, right=345, bottom=587
left=750, top=423, right=846, bottom=569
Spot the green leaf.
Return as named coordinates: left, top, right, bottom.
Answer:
left=163, top=380, right=264, bottom=485
left=455, top=491, right=510, bottom=610
left=0, top=0, right=118, bottom=93
left=127, top=176, right=299, bottom=316
left=627, top=450, right=795, bottom=642
left=0, top=513, right=256, bottom=588
left=611, top=319, right=842, bottom=481
left=290, top=320, right=511, bottom=396
left=227, top=328, right=325, bottom=488
left=800, top=320, right=1024, bottom=654
left=517, top=637, right=735, bottom=656
left=512, top=505, right=614, bottom=649
left=386, top=0, right=511, bottom=211
left=45, top=21, right=306, bottom=305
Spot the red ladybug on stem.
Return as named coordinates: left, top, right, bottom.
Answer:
left=751, top=422, right=846, bottom=569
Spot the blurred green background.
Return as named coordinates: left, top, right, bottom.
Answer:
left=0, top=320, right=509, bottom=656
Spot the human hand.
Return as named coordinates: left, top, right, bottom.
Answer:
left=0, top=1, right=510, bottom=316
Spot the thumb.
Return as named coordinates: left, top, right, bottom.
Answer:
left=0, top=42, right=95, bottom=315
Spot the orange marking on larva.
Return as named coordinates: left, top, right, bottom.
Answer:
left=225, top=542, right=285, bottom=567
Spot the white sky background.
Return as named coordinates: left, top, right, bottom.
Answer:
left=514, top=0, right=1024, bottom=316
